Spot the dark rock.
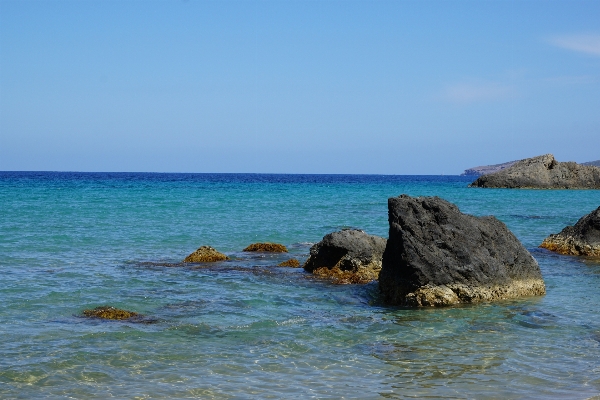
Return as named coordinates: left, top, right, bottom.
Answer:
left=82, top=306, right=139, bottom=320
left=278, top=258, right=301, bottom=267
left=540, top=206, right=600, bottom=256
left=379, top=195, right=545, bottom=306
left=461, top=160, right=518, bottom=176
left=243, top=243, right=288, bottom=252
left=184, top=246, right=229, bottom=263
left=470, top=154, right=600, bottom=189
left=303, top=229, right=387, bottom=284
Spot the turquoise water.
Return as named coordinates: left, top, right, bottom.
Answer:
left=1, top=172, right=599, bottom=399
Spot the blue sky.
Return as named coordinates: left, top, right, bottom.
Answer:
left=1, top=1, right=599, bottom=174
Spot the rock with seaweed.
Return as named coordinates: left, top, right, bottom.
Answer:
left=379, top=195, right=546, bottom=307
left=243, top=243, right=288, bottom=252
left=303, top=229, right=387, bottom=284
left=82, top=306, right=139, bottom=320
left=278, top=258, right=301, bottom=267
left=184, top=246, right=229, bottom=263
left=469, top=154, right=600, bottom=189
left=540, top=206, right=600, bottom=257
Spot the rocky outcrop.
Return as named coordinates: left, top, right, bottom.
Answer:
left=278, top=258, right=301, bottom=267
left=470, top=154, right=600, bottom=189
left=184, top=246, right=229, bottom=262
left=540, top=206, right=600, bottom=256
left=243, top=243, right=288, bottom=252
left=461, top=160, right=518, bottom=176
left=83, top=306, right=139, bottom=320
left=379, top=195, right=545, bottom=306
left=303, top=229, right=387, bottom=284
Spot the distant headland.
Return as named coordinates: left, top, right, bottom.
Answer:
left=468, top=154, right=600, bottom=189
left=463, top=157, right=600, bottom=176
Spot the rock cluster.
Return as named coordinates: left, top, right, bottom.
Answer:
left=379, top=195, right=546, bottom=306
left=184, top=246, right=229, bottom=263
left=540, top=206, right=600, bottom=257
left=243, top=243, right=288, bottom=252
left=469, top=154, right=600, bottom=189
left=303, top=229, right=387, bottom=284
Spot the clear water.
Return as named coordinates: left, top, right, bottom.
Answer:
left=1, top=172, right=599, bottom=399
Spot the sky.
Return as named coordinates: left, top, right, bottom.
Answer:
left=1, top=0, right=599, bottom=174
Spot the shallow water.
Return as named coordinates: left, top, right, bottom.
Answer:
left=1, top=172, right=599, bottom=399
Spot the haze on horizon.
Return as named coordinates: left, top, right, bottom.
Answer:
left=1, top=0, right=599, bottom=175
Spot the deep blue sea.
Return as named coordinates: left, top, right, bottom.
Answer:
left=1, top=172, right=599, bottom=399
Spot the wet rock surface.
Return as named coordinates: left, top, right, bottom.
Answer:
left=379, top=195, right=546, bottom=306
left=540, top=206, right=600, bottom=257
left=303, top=229, right=387, bottom=284
left=243, top=243, right=288, bottom=252
left=470, top=154, right=600, bottom=189
left=183, top=246, right=229, bottom=263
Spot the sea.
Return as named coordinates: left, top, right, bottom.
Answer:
left=1, top=171, right=599, bottom=399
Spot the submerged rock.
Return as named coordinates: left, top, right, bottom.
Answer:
left=184, top=246, right=229, bottom=263
left=278, top=258, right=301, bottom=267
left=379, top=195, right=546, bottom=306
left=540, top=206, right=600, bottom=257
left=82, top=306, right=139, bottom=320
left=303, top=229, right=387, bottom=284
left=243, top=243, right=288, bottom=252
left=469, top=154, right=600, bottom=189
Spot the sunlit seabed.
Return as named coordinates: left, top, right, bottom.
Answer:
left=0, top=172, right=599, bottom=399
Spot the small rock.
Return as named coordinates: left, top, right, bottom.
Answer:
left=82, top=306, right=139, bottom=320
left=303, top=229, right=387, bottom=284
left=243, top=243, right=288, bottom=252
left=184, top=246, right=229, bottom=263
left=540, top=206, right=600, bottom=257
left=278, top=258, right=300, bottom=267
left=379, top=195, right=546, bottom=306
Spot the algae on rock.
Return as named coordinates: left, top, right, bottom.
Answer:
left=278, top=258, right=300, bottom=267
left=540, top=206, right=600, bottom=257
left=303, top=229, right=387, bottom=284
left=243, top=243, right=288, bottom=252
left=82, top=306, right=139, bottom=320
left=184, top=246, right=229, bottom=263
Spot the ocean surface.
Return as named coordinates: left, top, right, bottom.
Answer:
left=1, top=171, right=599, bottom=399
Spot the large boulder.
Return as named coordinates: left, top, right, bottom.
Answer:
left=379, top=195, right=546, bottom=306
left=469, top=154, right=600, bottom=189
left=303, top=229, right=387, bottom=284
left=540, top=206, right=600, bottom=256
